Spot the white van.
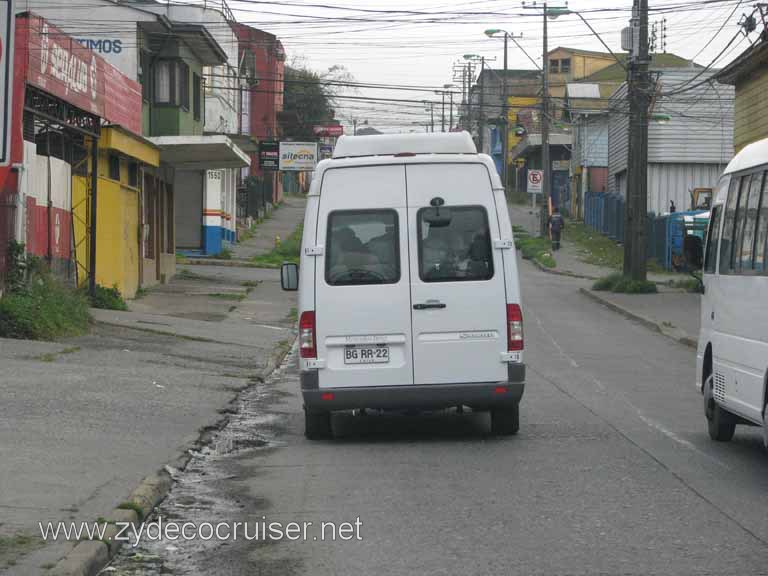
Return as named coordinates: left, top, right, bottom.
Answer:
left=281, top=132, right=525, bottom=439
left=690, top=138, right=768, bottom=444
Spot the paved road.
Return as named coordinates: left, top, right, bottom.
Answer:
left=111, top=259, right=768, bottom=576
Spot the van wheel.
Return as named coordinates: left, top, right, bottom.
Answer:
left=491, top=404, right=519, bottom=436
left=305, top=410, right=332, bottom=440
left=704, top=376, right=735, bottom=442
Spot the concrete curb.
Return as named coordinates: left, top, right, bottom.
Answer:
left=529, top=257, right=598, bottom=280
left=177, top=258, right=273, bottom=269
left=579, top=288, right=696, bottom=349
left=47, top=336, right=296, bottom=576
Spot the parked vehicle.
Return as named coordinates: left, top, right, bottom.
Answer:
left=689, top=137, right=768, bottom=444
left=281, top=132, right=526, bottom=439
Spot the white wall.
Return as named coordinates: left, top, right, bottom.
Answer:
left=18, top=0, right=156, bottom=80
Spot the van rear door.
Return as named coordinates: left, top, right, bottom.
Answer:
left=406, top=163, right=509, bottom=385
left=315, top=165, right=414, bottom=388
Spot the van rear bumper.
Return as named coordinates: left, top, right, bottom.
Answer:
left=302, top=364, right=525, bottom=412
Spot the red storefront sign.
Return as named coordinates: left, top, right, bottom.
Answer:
left=313, top=124, right=344, bottom=137
left=17, top=14, right=142, bottom=135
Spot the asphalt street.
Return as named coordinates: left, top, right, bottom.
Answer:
left=110, top=259, right=768, bottom=576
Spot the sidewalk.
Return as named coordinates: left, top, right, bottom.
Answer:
left=0, top=204, right=306, bottom=574
left=507, top=201, right=701, bottom=347
left=230, top=196, right=306, bottom=261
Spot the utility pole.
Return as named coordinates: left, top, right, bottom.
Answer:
left=479, top=57, right=485, bottom=151
left=542, top=3, right=551, bottom=212
left=449, top=91, right=454, bottom=130
left=624, top=0, right=650, bottom=281
left=502, top=32, right=509, bottom=192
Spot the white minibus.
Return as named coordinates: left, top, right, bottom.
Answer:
left=694, top=138, right=768, bottom=443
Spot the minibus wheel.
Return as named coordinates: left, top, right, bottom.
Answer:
left=704, top=376, right=735, bottom=442
left=491, top=404, right=520, bottom=436
left=305, top=410, right=332, bottom=440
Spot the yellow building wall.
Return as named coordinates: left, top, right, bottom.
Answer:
left=734, top=67, right=768, bottom=152
left=507, top=96, right=540, bottom=161
left=95, top=155, right=141, bottom=299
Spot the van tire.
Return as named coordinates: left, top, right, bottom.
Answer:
left=491, top=404, right=520, bottom=436
left=305, top=410, right=332, bottom=440
left=704, top=376, right=735, bottom=442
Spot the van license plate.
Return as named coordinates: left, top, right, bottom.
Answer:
left=344, top=345, right=390, bottom=364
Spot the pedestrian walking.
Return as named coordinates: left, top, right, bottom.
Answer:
left=548, top=208, right=565, bottom=251
left=670, top=200, right=676, bottom=213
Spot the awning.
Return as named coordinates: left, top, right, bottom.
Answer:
left=224, top=134, right=260, bottom=154
left=147, top=135, right=251, bottom=169
left=101, top=126, right=160, bottom=167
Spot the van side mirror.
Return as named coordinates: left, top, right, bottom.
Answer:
left=683, top=235, right=704, bottom=270
left=281, top=263, right=299, bottom=291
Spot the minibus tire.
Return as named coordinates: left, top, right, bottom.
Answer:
left=305, top=410, right=332, bottom=440
left=704, top=379, right=735, bottom=442
left=491, top=404, right=520, bottom=436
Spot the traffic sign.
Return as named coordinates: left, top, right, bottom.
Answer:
left=527, top=169, right=543, bottom=195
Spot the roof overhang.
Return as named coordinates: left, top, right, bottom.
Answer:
left=148, top=135, right=251, bottom=169
left=510, top=133, right=572, bottom=159
left=220, top=133, right=260, bottom=154
left=171, top=23, right=228, bottom=65
left=716, top=40, right=768, bottom=85
left=101, top=125, right=160, bottom=167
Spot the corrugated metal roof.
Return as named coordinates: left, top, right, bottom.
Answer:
left=566, top=83, right=601, bottom=98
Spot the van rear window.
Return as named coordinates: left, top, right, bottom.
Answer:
left=326, top=210, right=400, bottom=286
left=417, top=206, right=494, bottom=282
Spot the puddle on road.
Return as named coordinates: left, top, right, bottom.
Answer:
left=107, top=344, right=297, bottom=575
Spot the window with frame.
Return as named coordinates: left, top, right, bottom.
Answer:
left=740, top=171, right=764, bottom=271
left=720, top=176, right=742, bottom=273
left=560, top=58, right=571, bottom=74
left=179, top=62, right=190, bottom=110
left=704, top=205, right=722, bottom=274
left=154, top=60, right=173, bottom=104
left=732, top=173, right=753, bottom=271
left=325, top=210, right=400, bottom=286
left=193, top=73, right=202, bottom=120
left=550, top=59, right=559, bottom=73
left=754, top=171, right=768, bottom=272
left=418, top=206, right=494, bottom=283
left=108, top=154, right=120, bottom=181
left=128, top=162, right=139, bottom=188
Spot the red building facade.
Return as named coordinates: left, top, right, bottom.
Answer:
left=233, top=24, right=285, bottom=207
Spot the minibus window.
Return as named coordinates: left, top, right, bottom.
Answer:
left=720, top=176, right=743, bottom=273
left=733, top=174, right=753, bottom=271
left=754, top=171, right=768, bottom=272
left=417, top=206, right=493, bottom=282
left=740, top=172, right=763, bottom=270
left=326, top=210, right=400, bottom=286
left=704, top=205, right=722, bottom=274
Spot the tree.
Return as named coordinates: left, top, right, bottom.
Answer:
left=280, top=63, right=354, bottom=140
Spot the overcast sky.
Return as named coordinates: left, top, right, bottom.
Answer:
left=229, top=0, right=754, bottom=132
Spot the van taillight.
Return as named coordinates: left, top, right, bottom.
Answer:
left=507, top=304, right=524, bottom=351
left=299, top=311, right=317, bottom=358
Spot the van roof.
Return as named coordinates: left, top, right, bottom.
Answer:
left=332, top=131, right=477, bottom=159
left=724, top=138, right=768, bottom=175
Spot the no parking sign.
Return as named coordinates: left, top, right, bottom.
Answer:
left=527, top=170, right=543, bottom=195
